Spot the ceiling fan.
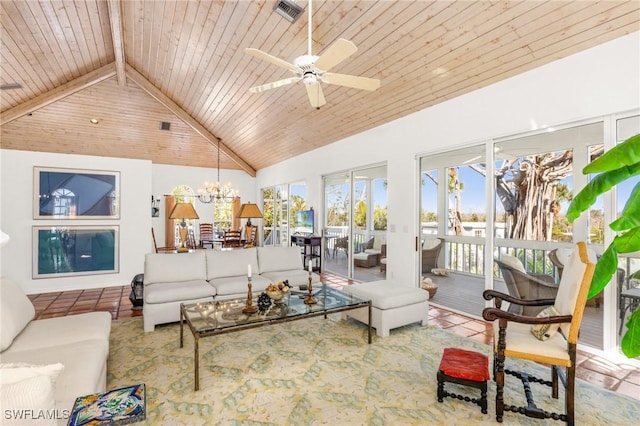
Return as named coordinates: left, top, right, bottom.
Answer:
left=245, top=0, right=380, bottom=109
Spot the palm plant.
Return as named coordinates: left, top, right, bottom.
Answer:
left=566, top=133, right=640, bottom=358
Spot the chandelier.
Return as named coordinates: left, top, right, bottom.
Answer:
left=197, top=139, right=240, bottom=203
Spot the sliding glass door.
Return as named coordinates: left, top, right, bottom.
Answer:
left=323, top=165, right=387, bottom=282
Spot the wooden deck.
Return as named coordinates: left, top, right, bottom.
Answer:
left=324, top=253, right=605, bottom=350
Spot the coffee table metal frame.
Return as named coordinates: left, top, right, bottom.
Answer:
left=180, top=284, right=372, bottom=390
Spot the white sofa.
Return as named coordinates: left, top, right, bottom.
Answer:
left=143, top=246, right=320, bottom=332
left=0, top=277, right=111, bottom=424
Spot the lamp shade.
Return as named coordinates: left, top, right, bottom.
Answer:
left=169, top=202, right=199, bottom=220
left=238, top=203, right=263, bottom=219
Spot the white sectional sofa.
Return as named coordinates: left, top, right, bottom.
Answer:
left=0, top=277, right=111, bottom=424
left=143, top=246, right=320, bottom=332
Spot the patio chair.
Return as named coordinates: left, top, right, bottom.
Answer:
left=483, top=242, right=595, bottom=425
left=334, top=236, right=348, bottom=258
left=619, top=268, right=640, bottom=335
left=494, top=255, right=558, bottom=316
left=422, top=238, right=443, bottom=273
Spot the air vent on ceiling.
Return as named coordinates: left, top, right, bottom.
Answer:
left=160, top=121, right=171, bottom=131
left=0, top=83, right=22, bottom=90
left=273, top=0, right=304, bottom=23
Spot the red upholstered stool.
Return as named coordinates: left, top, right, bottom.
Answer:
left=437, top=347, right=490, bottom=414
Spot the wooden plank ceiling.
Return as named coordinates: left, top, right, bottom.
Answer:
left=1, top=0, right=639, bottom=176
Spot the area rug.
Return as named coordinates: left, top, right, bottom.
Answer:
left=107, top=316, right=639, bottom=425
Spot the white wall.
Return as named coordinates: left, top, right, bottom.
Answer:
left=0, top=150, right=152, bottom=293
left=256, top=32, right=640, bottom=287
left=0, top=153, right=258, bottom=293
left=151, top=164, right=256, bottom=246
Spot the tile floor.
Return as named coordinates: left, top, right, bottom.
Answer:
left=27, top=273, right=640, bottom=402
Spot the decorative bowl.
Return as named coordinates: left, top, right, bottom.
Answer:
left=266, top=289, right=286, bottom=303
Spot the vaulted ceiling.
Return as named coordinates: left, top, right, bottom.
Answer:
left=1, top=1, right=639, bottom=177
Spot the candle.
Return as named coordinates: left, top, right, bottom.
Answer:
left=248, top=264, right=252, bottom=278
left=308, top=260, right=312, bottom=273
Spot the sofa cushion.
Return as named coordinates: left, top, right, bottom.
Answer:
left=144, top=280, right=215, bottom=304
left=210, top=275, right=271, bottom=297
left=0, top=362, right=64, bottom=426
left=4, top=312, right=111, bottom=353
left=343, top=280, right=428, bottom=310
left=206, top=248, right=260, bottom=280
left=0, top=340, right=109, bottom=413
left=257, top=247, right=302, bottom=274
left=260, top=270, right=320, bottom=287
left=0, top=277, right=36, bottom=352
left=144, top=252, right=207, bottom=285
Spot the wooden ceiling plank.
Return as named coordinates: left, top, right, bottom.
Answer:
left=58, top=0, right=93, bottom=76
left=72, top=0, right=101, bottom=68
left=1, top=62, right=116, bottom=125
left=198, top=2, right=281, bottom=128
left=187, top=1, right=254, bottom=118
left=158, top=1, right=190, bottom=95
left=107, top=0, right=126, bottom=87
left=4, top=1, right=65, bottom=90
left=125, top=64, right=255, bottom=176
left=165, top=0, right=205, bottom=97
left=85, top=0, right=113, bottom=67
left=38, top=0, right=85, bottom=79
left=0, top=24, right=51, bottom=96
left=179, top=0, right=236, bottom=110
left=144, top=2, right=165, bottom=81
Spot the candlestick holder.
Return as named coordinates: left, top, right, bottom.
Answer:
left=242, top=277, right=258, bottom=314
left=304, top=275, right=317, bottom=305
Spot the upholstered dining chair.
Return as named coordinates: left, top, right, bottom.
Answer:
left=483, top=242, right=595, bottom=426
left=494, top=254, right=559, bottom=316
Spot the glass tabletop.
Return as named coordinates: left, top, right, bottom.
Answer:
left=181, top=284, right=369, bottom=334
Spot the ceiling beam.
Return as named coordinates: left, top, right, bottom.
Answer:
left=125, top=64, right=256, bottom=177
left=107, top=0, right=126, bottom=87
left=0, top=63, right=116, bottom=126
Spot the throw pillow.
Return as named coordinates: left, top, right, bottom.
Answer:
left=0, top=277, right=36, bottom=351
left=530, top=306, right=560, bottom=341
left=499, top=254, right=527, bottom=273
left=0, top=362, right=64, bottom=426
left=363, top=237, right=375, bottom=250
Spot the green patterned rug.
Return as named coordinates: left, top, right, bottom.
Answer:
left=107, top=316, right=639, bottom=425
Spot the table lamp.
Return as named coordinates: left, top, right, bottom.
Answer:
left=169, top=202, right=199, bottom=252
left=238, top=202, right=263, bottom=246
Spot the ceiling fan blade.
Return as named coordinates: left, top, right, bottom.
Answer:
left=306, top=83, right=326, bottom=108
left=314, top=39, right=357, bottom=71
left=249, top=77, right=300, bottom=93
left=323, top=73, right=380, bottom=91
left=245, top=48, right=299, bottom=73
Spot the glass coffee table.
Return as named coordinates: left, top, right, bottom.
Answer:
left=180, top=284, right=372, bottom=390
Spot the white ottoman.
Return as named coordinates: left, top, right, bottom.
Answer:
left=342, top=280, right=429, bottom=337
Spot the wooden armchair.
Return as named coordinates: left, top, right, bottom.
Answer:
left=494, top=255, right=559, bottom=316
left=483, top=242, right=595, bottom=425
